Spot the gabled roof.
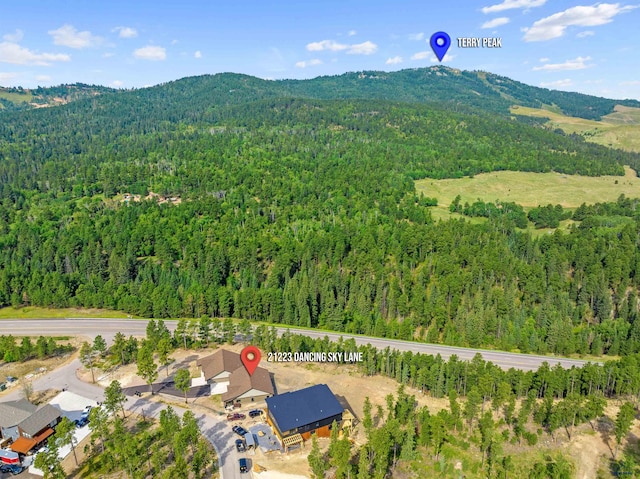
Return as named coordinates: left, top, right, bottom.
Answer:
left=197, top=349, right=244, bottom=380
left=221, top=365, right=274, bottom=402
left=0, top=399, right=38, bottom=428
left=266, top=384, right=343, bottom=434
left=18, top=404, right=61, bottom=436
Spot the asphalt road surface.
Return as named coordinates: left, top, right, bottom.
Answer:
left=0, top=318, right=598, bottom=371
left=122, top=380, right=210, bottom=398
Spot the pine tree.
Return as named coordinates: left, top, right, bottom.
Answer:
left=308, top=435, right=327, bottom=479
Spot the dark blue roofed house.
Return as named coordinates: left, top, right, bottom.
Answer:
left=265, top=384, right=344, bottom=452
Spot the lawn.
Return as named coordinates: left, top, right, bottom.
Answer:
left=0, top=306, right=137, bottom=319
left=416, top=166, right=640, bottom=209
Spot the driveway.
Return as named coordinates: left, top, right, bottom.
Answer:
left=122, top=380, right=210, bottom=399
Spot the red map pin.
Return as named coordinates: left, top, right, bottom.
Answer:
left=240, top=345, right=261, bottom=376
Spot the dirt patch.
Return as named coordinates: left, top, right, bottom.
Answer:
left=0, top=338, right=83, bottom=382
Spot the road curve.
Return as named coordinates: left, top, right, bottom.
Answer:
left=0, top=318, right=599, bottom=371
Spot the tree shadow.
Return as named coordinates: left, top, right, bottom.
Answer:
left=171, top=354, right=199, bottom=371
left=598, top=415, right=615, bottom=459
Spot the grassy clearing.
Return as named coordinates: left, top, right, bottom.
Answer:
left=0, top=89, right=32, bottom=103
left=416, top=166, right=640, bottom=209
left=0, top=306, right=137, bottom=319
left=510, top=104, right=640, bottom=152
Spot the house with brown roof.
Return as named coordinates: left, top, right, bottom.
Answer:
left=10, top=404, right=61, bottom=455
left=0, top=399, right=38, bottom=444
left=196, top=349, right=275, bottom=407
left=0, top=399, right=61, bottom=454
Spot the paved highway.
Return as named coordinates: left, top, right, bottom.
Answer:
left=0, top=318, right=598, bottom=371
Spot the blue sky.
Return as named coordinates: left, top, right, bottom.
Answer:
left=1, top=0, right=638, bottom=100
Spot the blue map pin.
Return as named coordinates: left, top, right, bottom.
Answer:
left=430, top=31, right=451, bottom=62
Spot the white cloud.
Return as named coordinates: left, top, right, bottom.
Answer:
left=307, top=40, right=349, bottom=52
left=0, top=42, right=70, bottom=65
left=523, top=3, right=637, bottom=42
left=111, top=80, right=124, bottom=87
left=348, top=30, right=357, bottom=36
left=171, top=39, right=179, bottom=45
left=133, top=45, right=166, bottom=61
left=431, top=53, right=455, bottom=63
left=385, top=56, right=403, bottom=65
left=194, top=50, right=202, bottom=58
left=576, top=30, right=595, bottom=37
left=306, top=39, right=377, bottom=55
left=3, top=29, right=23, bottom=42
left=410, top=51, right=455, bottom=62
left=539, top=57, right=549, bottom=62
left=0, top=72, right=18, bottom=83
left=482, top=17, right=511, bottom=28
left=411, top=51, right=431, bottom=60
left=620, top=80, right=640, bottom=85
left=347, top=41, right=377, bottom=55
left=295, top=58, right=322, bottom=68
left=408, top=32, right=424, bottom=40
left=540, top=79, right=574, bottom=88
left=102, top=52, right=114, bottom=58
left=35, top=74, right=51, bottom=82
left=532, top=56, right=593, bottom=71
left=482, top=0, right=546, bottom=14
left=112, top=26, right=138, bottom=39
left=48, top=24, right=101, bottom=49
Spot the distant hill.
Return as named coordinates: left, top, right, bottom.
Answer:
left=3, top=67, right=639, bottom=121
left=121, top=67, right=640, bottom=121
left=0, top=83, right=115, bottom=111
left=278, top=67, right=640, bottom=120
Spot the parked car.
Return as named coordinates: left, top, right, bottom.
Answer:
left=0, top=464, right=24, bottom=475
left=235, top=439, right=246, bottom=452
left=75, top=416, right=89, bottom=428
left=232, top=425, right=248, bottom=436
left=239, top=458, right=248, bottom=473
left=249, top=409, right=263, bottom=418
left=227, top=413, right=246, bottom=421
left=5, top=376, right=16, bottom=383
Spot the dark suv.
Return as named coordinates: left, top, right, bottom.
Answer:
left=239, top=458, right=248, bottom=473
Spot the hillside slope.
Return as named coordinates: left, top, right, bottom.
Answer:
left=0, top=83, right=115, bottom=111
left=3, top=67, right=639, bottom=121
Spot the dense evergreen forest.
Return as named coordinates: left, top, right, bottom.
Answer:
left=4, top=66, right=639, bottom=119
left=2, top=71, right=640, bottom=358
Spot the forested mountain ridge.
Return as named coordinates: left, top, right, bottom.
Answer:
left=3, top=66, right=639, bottom=120
left=2, top=80, right=640, bottom=360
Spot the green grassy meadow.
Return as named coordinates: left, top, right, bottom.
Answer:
left=417, top=166, right=640, bottom=210
left=510, top=104, right=640, bottom=152
left=0, top=306, right=137, bottom=319
left=0, top=89, right=33, bottom=104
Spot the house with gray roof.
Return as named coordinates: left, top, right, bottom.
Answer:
left=0, top=399, right=38, bottom=443
left=196, top=349, right=275, bottom=406
left=9, top=404, right=61, bottom=455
